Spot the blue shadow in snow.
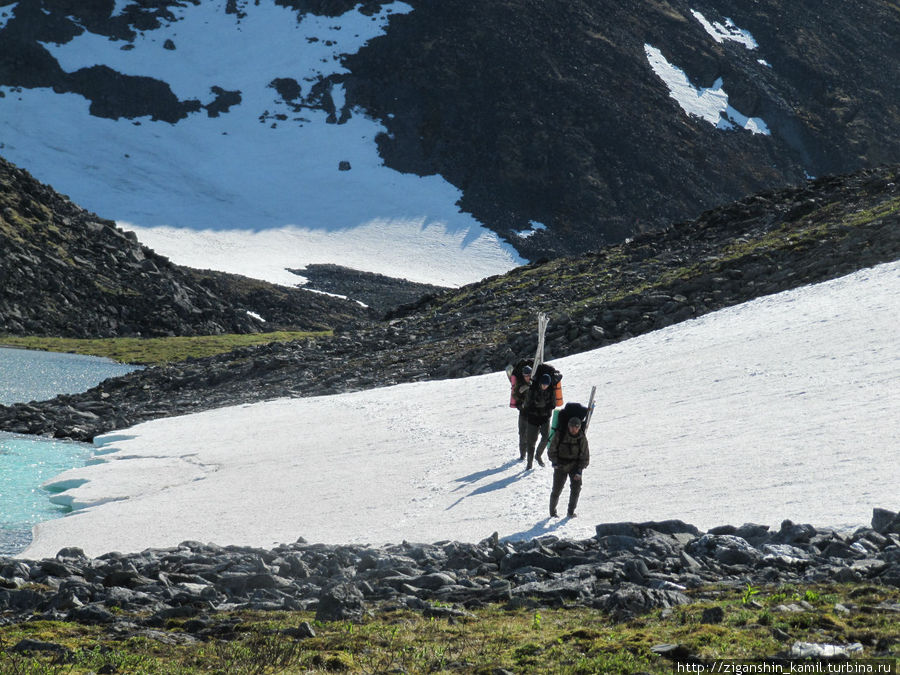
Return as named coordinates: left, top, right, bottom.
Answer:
left=95, top=434, right=137, bottom=446
left=503, top=517, right=570, bottom=542
left=447, top=464, right=530, bottom=510
left=453, top=458, right=520, bottom=491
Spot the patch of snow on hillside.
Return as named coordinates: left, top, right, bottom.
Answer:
left=0, top=1, right=523, bottom=286
left=119, top=218, right=518, bottom=288
left=645, top=45, right=770, bottom=135
left=40, top=2, right=404, bottom=102
left=109, top=1, right=131, bottom=18
left=21, top=261, right=900, bottom=559
left=690, top=10, right=758, bottom=50
left=0, top=3, right=16, bottom=30
left=514, top=221, right=547, bottom=239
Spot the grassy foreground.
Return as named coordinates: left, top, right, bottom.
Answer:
left=0, top=583, right=896, bottom=674
left=0, top=331, right=330, bottom=366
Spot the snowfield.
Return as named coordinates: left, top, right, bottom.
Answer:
left=22, top=261, right=900, bottom=559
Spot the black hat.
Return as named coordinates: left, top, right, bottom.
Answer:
left=540, top=374, right=552, bottom=385
left=523, top=365, right=532, bottom=375
left=568, top=416, right=582, bottom=429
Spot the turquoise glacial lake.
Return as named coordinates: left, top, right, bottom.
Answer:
left=0, top=347, right=138, bottom=556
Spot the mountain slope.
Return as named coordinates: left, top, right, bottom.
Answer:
left=0, top=0, right=897, bottom=266
left=345, top=0, right=900, bottom=256
left=0, top=157, right=370, bottom=337
left=1, top=165, right=896, bottom=440
left=0, top=0, right=521, bottom=286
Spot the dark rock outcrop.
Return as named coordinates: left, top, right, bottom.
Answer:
left=294, top=264, right=446, bottom=317
left=1, top=510, right=898, bottom=632
left=342, top=0, right=900, bottom=256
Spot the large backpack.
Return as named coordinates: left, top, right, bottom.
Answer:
left=549, top=401, right=589, bottom=441
left=532, top=362, right=560, bottom=382
left=509, top=358, right=533, bottom=382
left=507, top=358, right=534, bottom=408
left=533, top=362, right=563, bottom=407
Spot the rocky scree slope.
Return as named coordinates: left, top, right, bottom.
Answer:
left=0, top=157, right=372, bottom=338
left=1, top=0, right=897, bottom=259
left=0, top=165, right=896, bottom=441
left=295, top=264, right=446, bottom=318
left=1, top=509, right=899, bottom=659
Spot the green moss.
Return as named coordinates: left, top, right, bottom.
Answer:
left=843, top=195, right=900, bottom=227
left=0, top=583, right=897, bottom=674
left=0, top=331, right=331, bottom=365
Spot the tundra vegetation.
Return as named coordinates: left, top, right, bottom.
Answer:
left=0, top=583, right=897, bottom=674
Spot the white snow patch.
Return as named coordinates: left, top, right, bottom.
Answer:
left=119, top=218, right=517, bottom=288
left=514, top=221, right=548, bottom=239
left=645, top=45, right=770, bottom=135
left=691, top=10, right=758, bottom=50
left=0, top=3, right=16, bottom=30
left=21, top=261, right=900, bottom=559
left=110, top=1, right=131, bottom=18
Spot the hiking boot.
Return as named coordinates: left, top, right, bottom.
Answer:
left=526, top=463, right=533, bottom=470
left=567, top=512, right=577, bottom=518
left=550, top=510, right=559, bottom=518
left=536, top=458, right=545, bottom=467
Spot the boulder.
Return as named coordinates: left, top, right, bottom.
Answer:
left=315, top=582, right=366, bottom=622
left=595, top=584, right=691, bottom=619
left=872, top=508, right=900, bottom=534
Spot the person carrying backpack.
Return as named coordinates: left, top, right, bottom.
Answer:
left=522, top=370, right=557, bottom=469
left=548, top=414, right=590, bottom=518
left=510, top=364, right=533, bottom=461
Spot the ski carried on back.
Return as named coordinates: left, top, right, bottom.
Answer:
left=532, top=313, right=548, bottom=370
left=583, top=385, right=597, bottom=431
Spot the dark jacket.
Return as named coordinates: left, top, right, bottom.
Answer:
left=511, top=377, right=531, bottom=411
left=523, top=383, right=556, bottom=425
left=548, top=429, right=589, bottom=473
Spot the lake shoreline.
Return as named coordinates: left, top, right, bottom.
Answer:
left=0, top=347, right=136, bottom=557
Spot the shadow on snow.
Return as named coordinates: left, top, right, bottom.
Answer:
left=446, top=459, right=526, bottom=510
left=503, top=517, right=569, bottom=542
left=451, top=458, right=520, bottom=491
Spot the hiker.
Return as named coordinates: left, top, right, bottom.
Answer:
left=522, top=371, right=556, bottom=469
left=548, top=414, right=590, bottom=518
left=511, top=364, right=533, bottom=461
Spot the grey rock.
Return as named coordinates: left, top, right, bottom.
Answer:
left=678, top=551, right=704, bottom=571
left=0, top=588, right=44, bottom=611
left=281, top=621, right=316, bottom=638
left=595, top=584, right=691, bottom=618
left=499, top=551, right=567, bottom=573
left=650, top=643, right=692, bottom=660
left=688, top=535, right=762, bottom=566
left=67, top=604, right=116, bottom=624
left=872, top=508, right=900, bottom=534
left=789, top=641, right=863, bottom=659
left=772, top=520, right=817, bottom=544
left=406, top=572, right=457, bottom=590
left=315, top=582, right=366, bottom=622
left=11, top=638, right=73, bottom=658
left=423, top=604, right=475, bottom=619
